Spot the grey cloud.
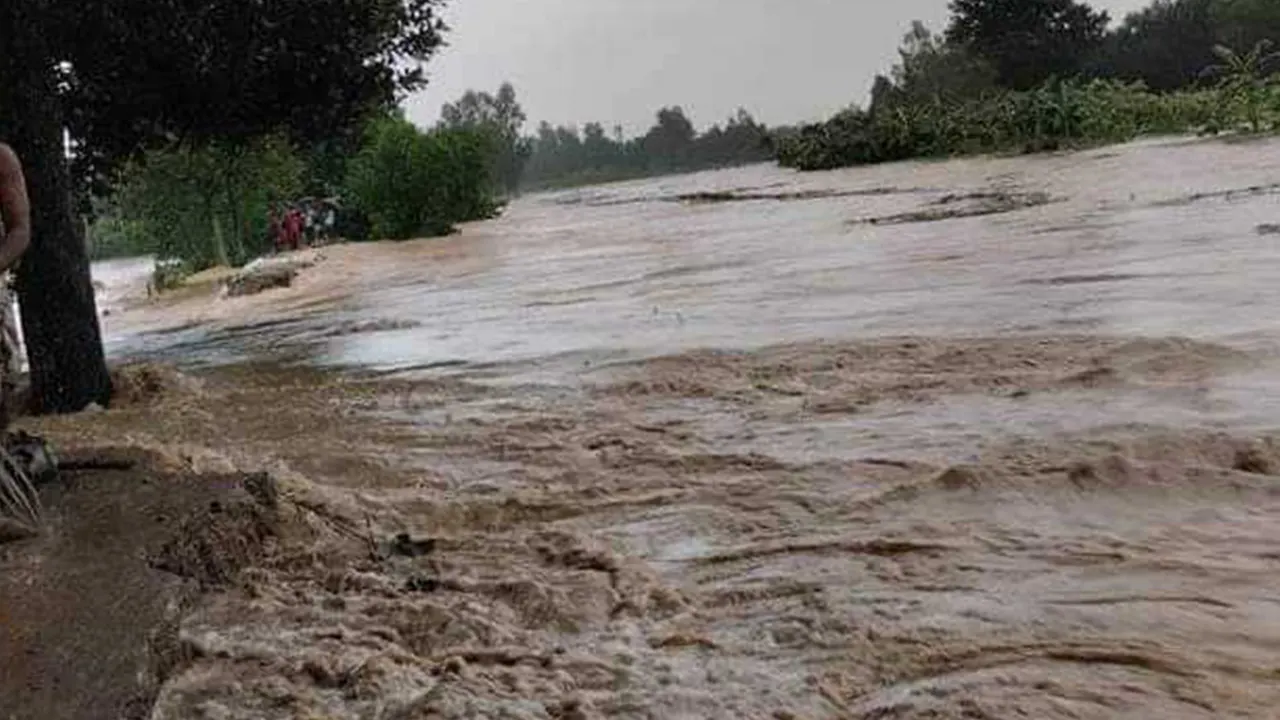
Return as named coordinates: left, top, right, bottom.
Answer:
left=405, top=0, right=1157, bottom=134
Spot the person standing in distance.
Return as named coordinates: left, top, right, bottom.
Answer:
left=0, top=143, right=31, bottom=429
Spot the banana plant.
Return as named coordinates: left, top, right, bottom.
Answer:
left=1201, top=40, right=1280, bottom=132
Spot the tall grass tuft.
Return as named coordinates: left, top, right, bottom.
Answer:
left=0, top=445, right=41, bottom=533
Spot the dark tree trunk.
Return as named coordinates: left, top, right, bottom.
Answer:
left=0, top=44, right=112, bottom=414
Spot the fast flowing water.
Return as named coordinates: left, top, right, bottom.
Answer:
left=73, top=135, right=1280, bottom=719
left=101, top=135, right=1280, bottom=366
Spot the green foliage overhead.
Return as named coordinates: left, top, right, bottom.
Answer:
left=23, top=0, right=451, bottom=185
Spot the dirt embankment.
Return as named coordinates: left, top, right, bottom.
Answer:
left=0, top=448, right=283, bottom=720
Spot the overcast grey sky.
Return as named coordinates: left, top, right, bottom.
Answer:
left=404, top=0, right=1154, bottom=135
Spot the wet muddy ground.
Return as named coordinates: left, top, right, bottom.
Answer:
left=8, top=135, right=1280, bottom=718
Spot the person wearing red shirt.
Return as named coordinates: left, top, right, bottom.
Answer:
left=284, top=207, right=304, bottom=251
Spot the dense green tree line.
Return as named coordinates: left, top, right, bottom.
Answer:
left=1097, top=0, right=1280, bottom=90
left=89, top=111, right=500, bottom=265
left=932, top=0, right=1280, bottom=94
left=778, top=0, right=1280, bottom=172
left=521, top=106, right=774, bottom=190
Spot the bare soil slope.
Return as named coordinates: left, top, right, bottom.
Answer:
left=0, top=449, right=279, bottom=720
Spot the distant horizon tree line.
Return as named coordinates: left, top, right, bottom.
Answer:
left=435, top=84, right=777, bottom=192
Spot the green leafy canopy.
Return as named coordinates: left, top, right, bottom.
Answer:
left=8, top=0, right=449, bottom=183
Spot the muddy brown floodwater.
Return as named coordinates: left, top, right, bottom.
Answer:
left=8, top=135, right=1280, bottom=719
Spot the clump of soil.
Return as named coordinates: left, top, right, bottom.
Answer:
left=0, top=447, right=282, bottom=720
left=222, top=254, right=324, bottom=298
left=224, top=264, right=298, bottom=297
left=1232, top=442, right=1278, bottom=475
left=109, top=363, right=207, bottom=408
left=151, top=475, right=279, bottom=588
